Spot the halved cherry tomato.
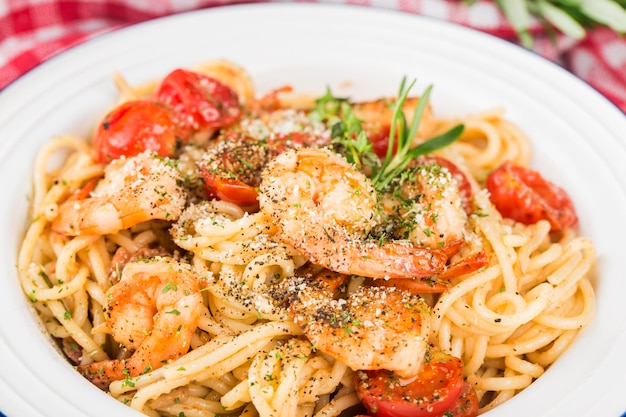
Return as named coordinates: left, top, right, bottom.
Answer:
left=354, top=384, right=478, bottom=417
left=198, top=132, right=273, bottom=206
left=93, top=100, right=180, bottom=163
left=155, top=68, right=242, bottom=132
left=356, top=348, right=466, bottom=417
left=368, top=126, right=397, bottom=159
left=486, top=162, right=578, bottom=232
left=444, top=383, right=479, bottom=417
left=199, top=172, right=259, bottom=206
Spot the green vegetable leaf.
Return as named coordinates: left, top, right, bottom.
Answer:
left=495, top=0, right=535, bottom=47
left=581, top=0, right=626, bottom=32
left=538, top=0, right=587, bottom=39
left=461, top=0, right=626, bottom=48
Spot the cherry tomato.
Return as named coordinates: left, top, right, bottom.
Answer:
left=93, top=100, right=180, bottom=163
left=367, top=126, right=397, bottom=159
left=444, top=383, right=479, bottom=417
left=486, top=162, right=578, bottom=232
left=200, top=172, right=252, bottom=205
left=356, top=348, right=466, bottom=417
left=198, top=132, right=273, bottom=206
left=155, top=68, right=241, bottom=132
left=199, top=172, right=259, bottom=206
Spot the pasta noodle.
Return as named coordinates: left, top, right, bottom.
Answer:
left=17, top=60, right=595, bottom=417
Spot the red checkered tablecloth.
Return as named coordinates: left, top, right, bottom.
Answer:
left=2, top=0, right=626, bottom=112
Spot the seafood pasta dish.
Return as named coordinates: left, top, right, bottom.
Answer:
left=17, top=60, right=596, bottom=417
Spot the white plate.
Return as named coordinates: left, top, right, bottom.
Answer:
left=1, top=3, right=625, bottom=416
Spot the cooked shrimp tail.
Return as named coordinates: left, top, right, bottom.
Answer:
left=316, top=239, right=447, bottom=279
left=78, top=359, right=131, bottom=390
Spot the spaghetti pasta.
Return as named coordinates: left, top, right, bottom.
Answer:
left=17, top=60, right=595, bottom=417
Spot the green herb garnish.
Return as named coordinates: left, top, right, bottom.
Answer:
left=372, top=79, right=464, bottom=192
left=310, top=78, right=464, bottom=192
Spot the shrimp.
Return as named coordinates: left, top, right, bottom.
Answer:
left=52, top=151, right=187, bottom=236
left=258, top=147, right=448, bottom=279
left=379, top=157, right=470, bottom=251
left=374, top=156, right=490, bottom=286
left=289, top=267, right=431, bottom=379
left=77, top=256, right=203, bottom=390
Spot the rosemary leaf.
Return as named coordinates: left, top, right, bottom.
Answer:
left=495, top=0, right=534, bottom=47
left=538, top=0, right=587, bottom=39
left=581, top=0, right=626, bottom=32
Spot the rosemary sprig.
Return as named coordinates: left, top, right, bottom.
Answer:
left=371, top=79, right=464, bottom=191
left=464, top=0, right=626, bottom=48
left=309, top=79, right=464, bottom=192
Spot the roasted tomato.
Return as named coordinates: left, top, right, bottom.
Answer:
left=93, top=100, right=180, bottom=163
left=444, top=382, right=479, bottom=417
left=198, top=132, right=276, bottom=206
left=354, top=383, right=478, bottom=417
left=155, top=68, right=242, bottom=132
left=200, top=174, right=259, bottom=206
left=486, top=162, right=578, bottom=232
left=356, top=348, right=470, bottom=417
left=368, top=126, right=397, bottom=159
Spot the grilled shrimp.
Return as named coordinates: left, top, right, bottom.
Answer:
left=78, top=256, right=203, bottom=390
left=373, top=156, right=489, bottom=289
left=289, top=267, right=431, bottom=379
left=52, top=151, right=186, bottom=236
left=380, top=157, right=469, bottom=251
left=258, top=147, right=448, bottom=279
